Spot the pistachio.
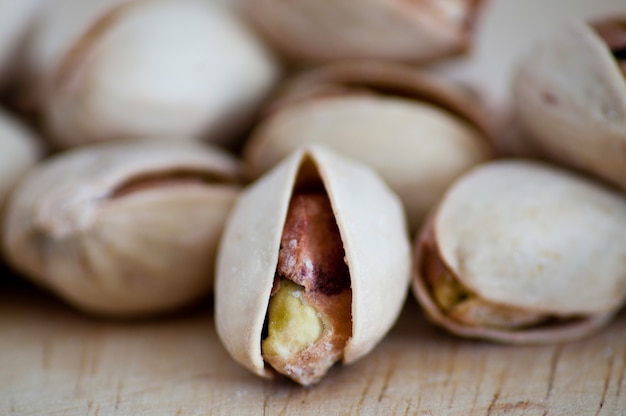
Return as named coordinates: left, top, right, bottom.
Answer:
left=0, top=109, right=42, bottom=208
left=425, top=1, right=626, bottom=157
left=242, top=0, right=483, bottom=66
left=2, top=140, right=241, bottom=316
left=216, top=145, right=411, bottom=385
left=512, top=19, right=626, bottom=190
left=243, top=61, right=493, bottom=233
left=25, top=0, right=279, bottom=149
left=412, top=160, right=626, bottom=343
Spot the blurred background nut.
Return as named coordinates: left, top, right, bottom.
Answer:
left=25, top=0, right=280, bottom=149
left=0, top=0, right=43, bottom=88
left=216, top=146, right=411, bottom=385
left=241, top=0, right=483, bottom=66
left=413, top=160, right=626, bottom=344
left=426, top=0, right=626, bottom=156
left=0, top=109, right=42, bottom=209
left=243, top=61, right=493, bottom=233
left=512, top=19, right=626, bottom=190
left=2, top=140, right=242, bottom=316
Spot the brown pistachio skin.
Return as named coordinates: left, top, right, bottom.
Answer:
left=276, top=192, right=350, bottom=295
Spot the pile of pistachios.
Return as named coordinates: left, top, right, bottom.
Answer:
left=1, top=0, right=625, bottom=386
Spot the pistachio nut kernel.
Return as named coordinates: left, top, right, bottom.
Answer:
left=263, top=279, right=323, bottom=360
left=262, top=190, right=352, bottom=385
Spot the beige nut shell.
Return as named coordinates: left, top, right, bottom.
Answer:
left=27, top=0, right=279, bottom=149
left=244, top=61, right=493, bottom=233
left=513, top=20, right=626, bottom=190
left=2, top=140, right=241, bottom=316
left=242, top=0, right=480, bottom=65
left=413, top=160, right=626, bottom=343
left=216, top=145, right=411, bottom=379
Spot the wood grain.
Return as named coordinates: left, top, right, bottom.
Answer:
left=0, top=282, right=624, bottom=415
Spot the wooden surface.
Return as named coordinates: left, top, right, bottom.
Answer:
left=1, top=280, right=625, bottom=416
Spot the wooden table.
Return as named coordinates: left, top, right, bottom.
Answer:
left=1, top=280, right=624, bottom=415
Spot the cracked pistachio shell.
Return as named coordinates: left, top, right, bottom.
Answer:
left=413, top=160, right=626, bottom=343
left=513, top=20, right=626, bottom=190
left=242, top=0, right=483, bottom=65
left=27, top=0, right=279, bottom=149
left=0, top=110, right=42, bottom=208
left=244, top=61, right=493, bottom=233
left=216, top=145, right=411, bottom=379
left=2, top=140, right=242, bottom=316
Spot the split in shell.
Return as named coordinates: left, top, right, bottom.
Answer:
left=2, top=140, right=242, bottom=317
left=413, top=160, right=626, bottom=343
left=215, top=145, right=411, bottom=385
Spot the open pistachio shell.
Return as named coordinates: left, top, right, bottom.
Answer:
left=242, top=0, right=483, bottom=66
left=26, top=0, right=279, bottom=149
left=0, top=110, right=42, bottom=209
left=216, top=145, right=411, bottom=384
left=513, top=19, right=626, bottom=190
left=413, top=160, right=626, bottom=344
left=2, top=140, right=241, bottom=316
left=243, top=61, right=493, bottom=233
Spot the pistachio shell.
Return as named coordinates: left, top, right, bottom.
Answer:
left=216, top=145, right=411, bottom=380
left=2, top=140, right=241, bottom=316
left=427, top=0, right=626, bottom=108
left=242, top=0, right=481, bottom=65
left=244, top=62, right=493, bottom=233
left=27, top=0, right=279, bottom=149
left=513, top=20, right=626, bottom=190
left=23, top=0, right=131, bottom=105
left=413, top=160, right=626, bottom=343
left=0, top=110, right=42, bottom=208
left=426, top=1, right=626, bottom=156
